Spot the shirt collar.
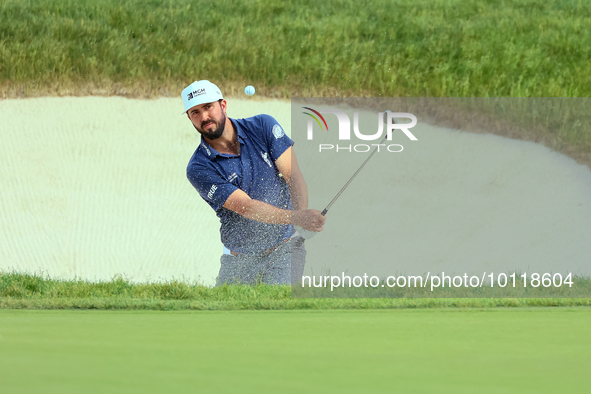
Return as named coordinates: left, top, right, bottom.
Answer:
left=234, top=118, right=246, bottom=143
left=198, top=118, right=244, bottom=159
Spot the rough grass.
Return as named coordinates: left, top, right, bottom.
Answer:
left=1, top=272, right=589, bottom=310
left=1, top=0, right=590, bottom=99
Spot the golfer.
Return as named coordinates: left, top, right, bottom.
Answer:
left=183, top=80, right=325, bottom=286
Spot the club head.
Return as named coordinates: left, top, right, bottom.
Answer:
left=383, top=110, right=396, bottom=125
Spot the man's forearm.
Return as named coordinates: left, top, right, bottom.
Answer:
left=231, top=198, right=292, bottom=225
left=288, top=169, right=308, bottom=210
left=274, top=147, right=308, bottom=211
left=224, top=192, right=323, bottom=231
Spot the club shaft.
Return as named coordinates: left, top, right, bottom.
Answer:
left=321, top=133, right=389, bottom=216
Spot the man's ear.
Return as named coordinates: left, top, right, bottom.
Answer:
left=220, top=99, right=227, bottom=112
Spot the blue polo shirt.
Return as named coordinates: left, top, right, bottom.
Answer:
left=186, top=114, right=294, bottom=254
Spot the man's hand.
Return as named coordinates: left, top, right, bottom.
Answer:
left=223, top=190, right=327, bottom=232
left=291, top=209, right=326, bottom=232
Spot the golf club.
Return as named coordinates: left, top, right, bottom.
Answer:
left=295, top=111, right=397, bottom=240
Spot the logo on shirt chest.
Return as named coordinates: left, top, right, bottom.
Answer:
left=261, top=152, right=273, bottom=168
left=228, top=172, right=238, bottom=182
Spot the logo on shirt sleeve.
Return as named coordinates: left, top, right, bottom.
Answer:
left=272, top=124, right=285, bottom=139
left=207, top=184, right=218, bottom=199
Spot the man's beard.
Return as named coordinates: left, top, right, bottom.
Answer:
left=197, top=113, right=227, bottom=140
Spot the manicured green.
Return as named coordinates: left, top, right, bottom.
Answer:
left=0, top=308, right=589, bottom=393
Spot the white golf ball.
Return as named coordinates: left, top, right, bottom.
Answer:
left=244, top=85, right=255, bottom=96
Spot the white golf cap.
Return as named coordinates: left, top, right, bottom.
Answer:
left=181, top=80, right=223, bottom=114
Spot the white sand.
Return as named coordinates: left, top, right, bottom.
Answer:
left=1, top=97, right=590, bottom=285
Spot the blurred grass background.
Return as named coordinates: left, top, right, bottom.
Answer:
left=1, top=0, right=590, bottom=98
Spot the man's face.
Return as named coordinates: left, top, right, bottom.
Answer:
left=187, top=100, right=227, bottom=140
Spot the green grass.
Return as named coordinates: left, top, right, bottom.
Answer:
left=1, top=0, right=590, bottom=98
left=0, top=308, right=590, bottom=393
left=2, top=272, right=590, bottom=310
left=2, top=3, right=589, bottom=390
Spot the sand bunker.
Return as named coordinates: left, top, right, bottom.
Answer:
left=1, top=97, right=590, bottom=285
